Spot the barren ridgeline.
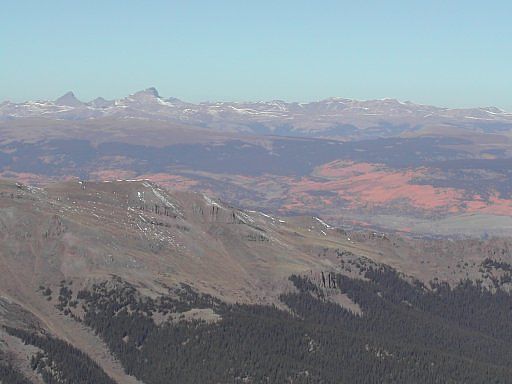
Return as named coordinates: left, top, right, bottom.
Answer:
left=1, top=179, right=512, bottom=382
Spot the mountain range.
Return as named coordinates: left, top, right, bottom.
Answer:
left=2, top=88, right=512, bottom=138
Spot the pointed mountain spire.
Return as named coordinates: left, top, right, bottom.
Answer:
left=55, top=91, right=84, bottom=107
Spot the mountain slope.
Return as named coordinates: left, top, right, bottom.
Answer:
left=0, top=179, right=323, bottom=304
left=2, top=179, right=512, bottom=382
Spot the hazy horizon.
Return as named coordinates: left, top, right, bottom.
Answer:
left=2, top=88, right=511, bottom=113
left=2, top=1, right=511, bottom=110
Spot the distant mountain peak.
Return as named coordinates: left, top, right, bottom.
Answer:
left=1, top=91, right=510, bottom=133
left=145, top=87, right=160, bottom=97
left=89, top=97, right=114, bottom=109
left=133, top=87, right=160, bottom=98
left=482, top=106, right=505, bottom=114
left=55, top=91, right=83, bottom=107
left=126, top=88, right=162, bottom=103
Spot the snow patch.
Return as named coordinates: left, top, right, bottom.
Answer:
left=203, top=194, right=221, bottom=207
left=314, top=217, right=331, bottom=228
left=143, top=181, right=181, bottom=215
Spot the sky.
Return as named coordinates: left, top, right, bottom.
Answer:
left=1, top=1, right=511, bottom=110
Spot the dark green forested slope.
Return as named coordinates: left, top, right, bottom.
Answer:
left=0, top=360, right=32, bottom=384
left=69, top=268, right=512, bottom=383
left=4, top=328, right=116, bottom=384
left=7, top=264, right=512, bottom=383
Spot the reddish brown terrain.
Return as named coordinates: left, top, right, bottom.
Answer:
left=1, top=92, right=512, bottom=236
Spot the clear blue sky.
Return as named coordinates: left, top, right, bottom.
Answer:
left=2, top=1, right=511, bottom=110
